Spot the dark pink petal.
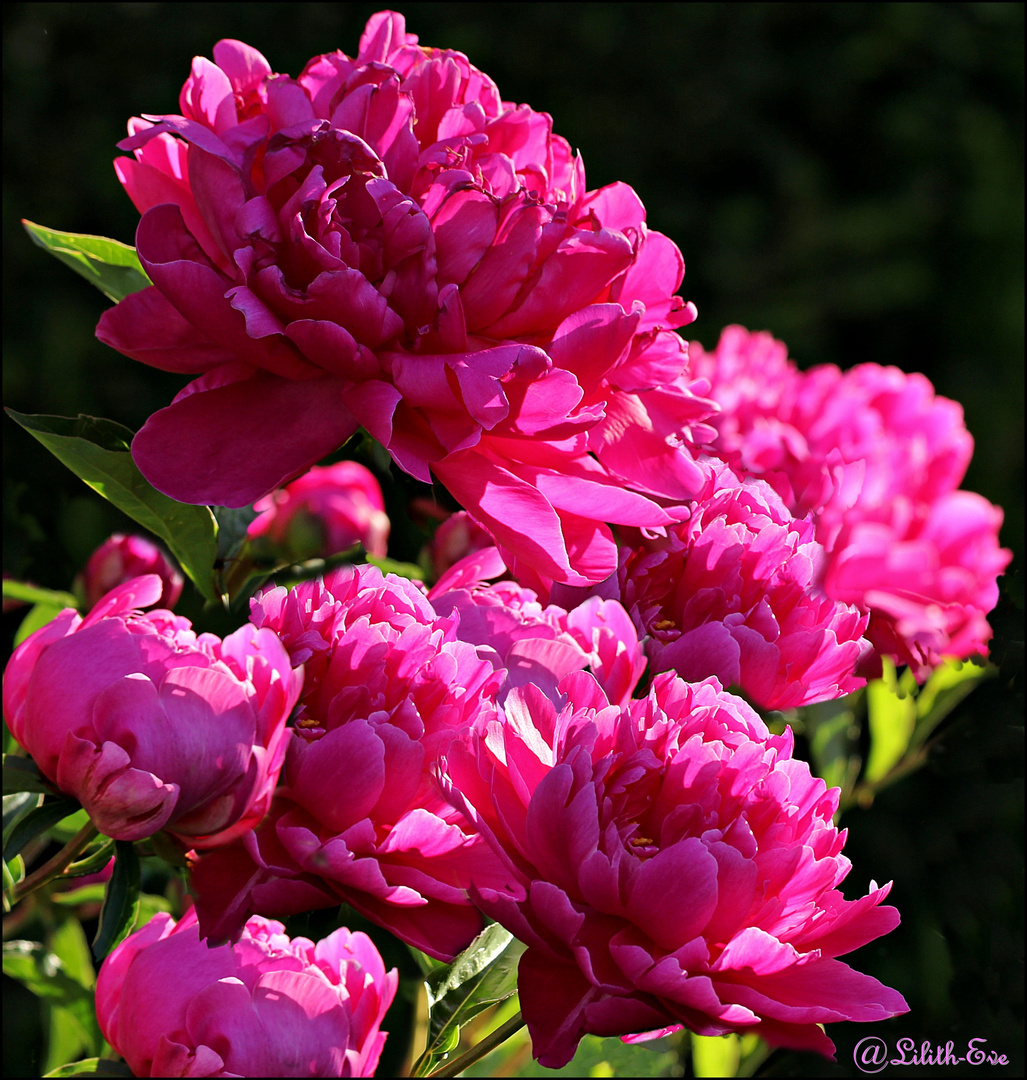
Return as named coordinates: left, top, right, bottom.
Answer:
left=132, top=370, right=359, bottom=507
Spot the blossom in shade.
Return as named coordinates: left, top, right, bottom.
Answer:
left=618, top=464, right=872, bottom=710
left=247, top=460, right=390, bottom=560
left=442, top=671, right=908, bottom=1068
left=77, top=533, right=183, bottom=611
left=95, top=10, right=713, bottom=585
left=424, top=509, right=496, bottom=578
left=2, top=576, right=300, bottom=845
left=429, top=546, right=646, bottom=707
left=96, top=907, right=397, bottom=1077
left=191, top=564, right=506, bottom=960
left=689, top=325, right=1011, bottom=676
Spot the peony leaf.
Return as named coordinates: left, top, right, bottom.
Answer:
left=3, top=755, right=54, bottom=796
left=22, top=220, right=151, bottom=304
left=864, top=659, right=917, bottom=786
left=14, top=602, right=68, bottom=647
left=92, top=841, right=141, bottom=962
left=3, top=797, right=82, bottom=863
left=413, top=923, right=526, bottom=1076
left=691, top=1032, right=741, bottom=1077
left=910, top=658, right=992, bottom=751
left=43, top=1061, right=134, bottom=1078
left=6, top=410, right=221, bottom=604
left=2, top=580, right=78, bottom=610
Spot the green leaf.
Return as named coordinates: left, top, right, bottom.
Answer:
left=911, top=658, right=991, bottom=749
left=3, top=939, right=95, bottom=1008
left=22, top=220, right=151, bottom=304
left=51, top=883, right=107, bottom=909
left=43, top=1059, right=133, bottom=1078
left=63, top=838, right=116, bottom=880
left=413, top=923, right=526, bottom=1076
left=3, top=853, right=26, bottom=911
left=15, top=602, right=67, bottom=647
left=691, top=1033, right=741, bottom=1078
left=44, top=918, right=103, bottom=1070
left=6, top=410, right=220, bottom=604
left=864, top=659, right=918, bottom=785
left=367, top=554, right=426, bottom=582
left=92, top=841, right=141, bottom=962
left=2, top=755, right=52, bottom=796
left=3, top=797, right=82, bottom=862
left=2, top=580, right=78, bottom=609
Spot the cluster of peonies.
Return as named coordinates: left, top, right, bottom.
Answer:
left=689, top=325, right=1011, bottom=677
left=3, top=7, right=1013, bottom=1078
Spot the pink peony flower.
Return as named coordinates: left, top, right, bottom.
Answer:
left=247, top=459, right=390, bottom=560
left=424, top=508, right=496, bottom=578
left=2, top=575, right=301, bottom=845
left=96, top=907, right=397, bottom=1077
left=77, top=532, right=184, bottom=611
left=690, top=326, right=1012, bottom=675
left=617, top=464, right=872, bottom=710
left=429, top=546, right=646, bottom=707
left=442, top=671, right=908, bottom=1068
left=96, top=10, right=713, bottom=585
left=191, top=563, right=506, bottom=960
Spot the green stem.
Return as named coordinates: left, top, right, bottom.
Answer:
left=424, top=1012, right=526, bottom=1078
left=13, top=820, right=98, bottom=903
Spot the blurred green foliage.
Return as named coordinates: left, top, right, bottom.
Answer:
left=3, top=4, right=1022, bottom=1077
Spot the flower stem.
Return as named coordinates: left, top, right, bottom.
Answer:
left=13, top=820, right=99, bottom=903
left=424, top=1011, right=526, bottom=1078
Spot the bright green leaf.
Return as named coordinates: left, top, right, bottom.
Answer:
left=691, top=1033, right=741, bottom=1078
left=864, top=659, right=917, bottom=785
left=15, top=602, right=67, bottom=646
left=414, top=923, right=526, bottom=1076
left=911, top=658, right=992, bottom=749
left=43, top=1059, right=133, bottom=1078
left=367, top=554, right=426, bottom=582
left=2, top=580, right=78, bottom=609
left=6, top=410, right=220, bottom=604
left=22, top=220, right=151, bottom=304
left=3, top=853, right=26, bottom=911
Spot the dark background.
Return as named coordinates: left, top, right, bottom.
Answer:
left=3, top=4, right=1022, bottom=1077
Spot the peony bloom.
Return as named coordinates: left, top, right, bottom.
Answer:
left=428, top=546, right=646, bottom=707
left=96, top=10, right=713, bottom=585
left=247, top=460, right=390, bottom=560
left=442, top=671, right=908, bottom=1068
left=2, top=575, right=301, bottom=845
left=690, top=326, right=1011, bottom=675
left=76, top=532, right=184, bottom=611
left=191, top=564, right=506, bottom=960
left=96, top=907, right=397, bottom=1077
left=423, top=508, right=495, bottom=578
left=617, top=464, right=872, bottom=710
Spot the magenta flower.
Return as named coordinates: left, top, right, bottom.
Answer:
left=95, top=10, right=712, bottom=584
left=424, top=509, right=495, bottom=578
left=690, top=326, right=1011, bottom=675
left=247, top=460, right=390, bottom=560
left=96, top=907, right=397, bottom=1077
left=77, top=533, right=184, bottom=611
left=2, top=576, right=300, bottom=845
left=191, top=564, right=506, bottom=960
left=617, top=464, right=872, bottom=710
left=442, top=671, right=908, bottom=1068
left=429, top=546, right=646, bottom=707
